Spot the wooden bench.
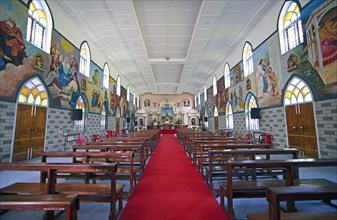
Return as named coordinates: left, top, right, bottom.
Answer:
left=41, top=151, right=136, bottom=197
left=206, top=148, right=300, bottom=192
left=0, top=162, right=122, bottom=220
left=219, top=158, right=337, bottom=220
left=73, top=144, right=146, bottom=174
left=247, top=184, right=337, bottom=220
left=247, top=211, right=337, bottom=220
left=196, top=143, right=272, bottom=175
left=0, top=194, right=80, bottom=220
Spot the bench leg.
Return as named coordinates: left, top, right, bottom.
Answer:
left=219, top=186, right=225, bottom=207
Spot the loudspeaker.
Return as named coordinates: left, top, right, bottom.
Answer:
left=204, top=117, right=208, bottom=122
left=250, top=108, right=260, bottom=119
left=126, top=118, right=130, bottom=123
left=71, top=109, right=83, bottom=120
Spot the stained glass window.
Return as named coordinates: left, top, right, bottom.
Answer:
left=224, top=63, right=230, bottom=89
left=284, top=77, right=312, bottom=105
left=226, top=101, right=234, bottom=129
left=117, top=76, right=121, bottom=96
left=204, top=86, right=207, bottom=102
left=279, top=1, right=303, bottom=54
left=243, top=43, right=254, bottom=77
left=26, top=0, right=52, bottom=53
left=18, top=77, right=48, bottom=106
left=213, top=75, right=217, bottom=96
left=103, top=63, right=109, bottom=89
left=80, top=42, right=90, bottom=77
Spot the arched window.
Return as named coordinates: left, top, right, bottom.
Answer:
left=194, top=95, right=197, bottom=108
left=245, top=93, right=259, bottom=131
left=117, top=75, right=121, bottom=96
left=79, top=42, right=91, bottom=77
left=103, top=63, right=109, bottom=89
left=284, top=76, right=312, bottom=106
left=204, top=85, right=207, bottom=102
left=225, top=101, right=234, bottom=129
left=278, top=1, right=303, bottom=54
left=213, top=75, right=217, bottom=96
left=100, top=104, right=107, bottom=130
left=127, top=85, right=130, bottom=101
left=243, top=42, right=254, bottom=77
left=198, top=91, right=201, bottom=105
left=26, top=0, right=52, bottom=53
left=74, top=96, right=85, bottom=132
left=214, top=106, right=219, bottom=117
left=224, top=63, right=230, bottom=89
left=18, top=77, right=48, bottom=106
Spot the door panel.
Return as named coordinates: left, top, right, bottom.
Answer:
left=13, top=104, right=32, bottom=162
left=285, top=105, right=299, bottom=135
left=13, top=104, right=47, bottom=162
left=285, top=103, right=318, bottom=159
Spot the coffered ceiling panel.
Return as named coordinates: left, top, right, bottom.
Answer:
left=54, top=0, right=277, bottom=95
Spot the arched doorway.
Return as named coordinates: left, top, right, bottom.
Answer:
left=284, top=76, right=318, bottom=158
left=13, top=77, right=48, bottom=161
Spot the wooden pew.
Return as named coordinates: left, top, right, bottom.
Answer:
left=219, top=158, right=337, bottom=220
left=206, top=148, right=300, bottom=192
left=73, top=144, right=146, bottom=174
left=0, top=162, right=121, bottom=220
left=40, top=151, right=136, bottom=197
left=196, top=143, right=272, bottom=175
left=247, top=185, right=337, bottom=220
left=0, top=194, right=80, bottom=220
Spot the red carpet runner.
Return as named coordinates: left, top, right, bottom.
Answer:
left=119, top=134, right=229, bottom=220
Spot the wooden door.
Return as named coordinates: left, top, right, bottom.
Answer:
left=116, top=117, right=120, bottom=135
left=286, top=103, right=318, bottom=158
left=31, top=106, right=47, bottom=158
left=13, top=104, right=47, bottom=162
left=13, top=104, right=32, bottom=162
left=298, top=103, right=318, bottom=158
left=214, top=117, right=219, bottom=134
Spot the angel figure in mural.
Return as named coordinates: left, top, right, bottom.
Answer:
left=0, top=17, right=27, bottom=70
left=256, top=58, right=267, bottom=99
left=266, top=66, right=281, bottom=97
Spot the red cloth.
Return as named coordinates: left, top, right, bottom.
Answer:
left=160, top=129, right=176, bottom=134
left=119, top=134, right=229, bottom=220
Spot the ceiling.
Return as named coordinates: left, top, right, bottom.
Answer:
left=54, top=0, right=277, bottom=95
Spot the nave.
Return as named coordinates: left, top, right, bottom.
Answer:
left=1, top=131, right=336, bottom=220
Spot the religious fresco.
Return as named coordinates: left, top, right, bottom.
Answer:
left=161, top=103, right=173, bottom=122
left=109, top=76, right=118, bottom=116
left=85, top=66, right=107, bottom=113
left=217, top=77, right=226, bottom=115
left=0, top=0, right=46, bottom=99
left=205, top=86, right=215, bottom=117
left=44, top=32, right=81, bottom=109
left=301, top=1, right=337, bottom=96
left=120, top=87, right=127, bottom=118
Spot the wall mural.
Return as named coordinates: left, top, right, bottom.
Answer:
left=1, top=0, right=335, bottom=118
left=201, top=0, right=336, bottom=116
left=45, top=33, right=81, bottom=109
left=0, top=0, right=43, bottom=99
left=0, top=0, right=131, bottom=116
left=217, top=77, right=226, bottom=115
left=109, top=76, right=118, bottom=116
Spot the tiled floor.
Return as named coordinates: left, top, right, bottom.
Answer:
left=0, top=156, right=336, bottom=220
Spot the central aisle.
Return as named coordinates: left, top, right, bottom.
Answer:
left=119, top=134, right=229, bottom=220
